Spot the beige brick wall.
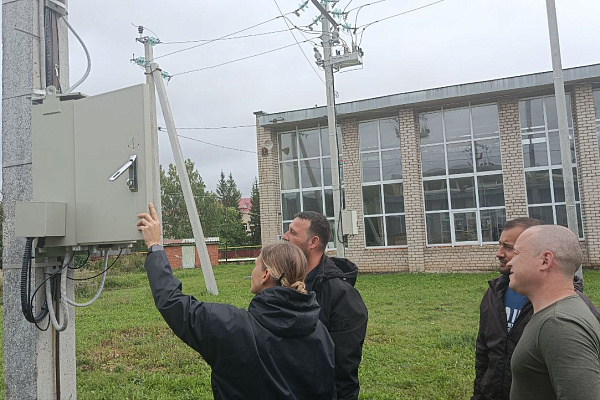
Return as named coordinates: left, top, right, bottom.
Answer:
left=498, top=99, right=528, bottom=220
left=256, top=89, right=600, bottom=272
left=572, top=84, right=600, bottom=266
left=256, top=116, right=282, bottom=246
left=400, top=109, right=426, bottom=272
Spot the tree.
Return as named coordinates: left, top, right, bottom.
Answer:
left=160, top=159, right=222, bottom=239
left=216, top=171, right=228, bottom=206
left=226, top=172, right=242, bottom=208
left=216, top=170, right=242, bottom=209
left=219, top=206, right=248, bottom=247
left=249, top=178, right=261, bottom=245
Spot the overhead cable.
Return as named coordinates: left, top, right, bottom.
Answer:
left=356, top=0, right=445, bottom=45
left=154, top=11, right=297, bottom=61
left=170, top=39, right=311, bottom=77
left=158, top=127, right=256, bottom=153
left=160, top=29, right=303, bottom=44
left=274, top=0, right=326, bottom=85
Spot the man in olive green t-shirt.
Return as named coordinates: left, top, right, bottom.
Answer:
left=508, top=225, right=600, bottom=400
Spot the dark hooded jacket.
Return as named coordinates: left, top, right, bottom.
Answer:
left=472, top=274, right=600, bottom=400
left=145, top=250, right=336, bottom=400
left=307, top=255, right=368, bottom=400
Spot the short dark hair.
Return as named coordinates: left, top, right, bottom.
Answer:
left=503, top=217, right=544, bottom=231
left=294, top=211, right=331, bottom=251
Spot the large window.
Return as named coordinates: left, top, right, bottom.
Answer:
left=519, top=95, right=583, bottom=237
left=419, top=104, right=505, bottom=245
left=359, top=118, right=406, bottom=247
left=279, top=126, right=341, bottom=239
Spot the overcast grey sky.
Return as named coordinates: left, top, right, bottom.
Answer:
left=65, top=0, right=600, bottom=196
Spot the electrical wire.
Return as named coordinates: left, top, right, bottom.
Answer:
left=64, top=251, right=109, bottom=307
left=68, top=249, right=123, bottom=281
left=170, top=39, right=311, bottom=77
left=160, top=29, right=294, bottom=44
left=162, top=124, right=255, bottom=130
left=356, top=0, right=445, bottom=46
left=157, top=127, right=256, bottom=153
left=45, top=254, right=69, bottom=332
left=62, top=17, right=91, bottom=93
left=154, top=11, right=297, bottom=61
left=274, top=0, right=326, bottom=85
left=69, top=250, right=90, bottom=270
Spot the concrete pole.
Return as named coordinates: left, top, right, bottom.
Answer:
left=320, top=2, right=345, bottom=256
left=545, top=0, right=582, bottom=280
left=142, top=37, right=164, bottom=245
left=150, top=63, right=219, bottom=295
left=3, top=1, right=76, bottom=398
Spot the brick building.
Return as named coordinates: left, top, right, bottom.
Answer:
left=163, top=238, right=220, bottom=269
left=254, top=63, right=600, bottom=273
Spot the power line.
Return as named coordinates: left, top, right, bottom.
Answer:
left=170, top=39, right=311, bottom=77
left=356, top=0, right=445, bottom=45
left=158, top=127, right=256, bottom=153
left=160, top=28, right=311, bottom=44
left=154, top=11, right=297, bottom=61
left=174, top=125, right=255, bottom=130
left=273, top=0, right=325, bottom=85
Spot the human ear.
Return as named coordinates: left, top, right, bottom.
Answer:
left=260, top=268, right=273, bottom=286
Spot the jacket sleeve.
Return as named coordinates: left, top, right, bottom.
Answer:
left=326, top=280, right=368, bottom=400
left=472, top=294, right=490, bottom=400
left=144, top=250, right=217, bottom=364
left=576, top=291, right=600, bottom=325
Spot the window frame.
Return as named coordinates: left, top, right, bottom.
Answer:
left=360, top=117, right=406, bottom=248
left=519, top=94, right=584, bottom=238
left=420, top=102, right=506, bottom=246
left=279, top=125, right=341, bottom=247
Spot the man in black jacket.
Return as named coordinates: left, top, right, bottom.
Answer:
left=472, top=217, right=600, bottom=400
left=283, top=211, right=368, bottom=400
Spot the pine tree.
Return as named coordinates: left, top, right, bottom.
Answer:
left=160, top=159, right=222, bottom=239
left=225, top=172, right=242, bottom=209
left=249, top=178, right=261, bottom=245
left=216, top=170, right=227, bottom=205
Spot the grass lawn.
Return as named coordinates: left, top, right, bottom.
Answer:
left=2, top=258, right=600, bottom=399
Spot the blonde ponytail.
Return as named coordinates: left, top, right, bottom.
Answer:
left=260, top=242, right=308, bottom=294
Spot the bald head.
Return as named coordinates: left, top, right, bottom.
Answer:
left=524, top=225, right=583, bottom=276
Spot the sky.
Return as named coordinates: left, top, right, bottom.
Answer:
left=63, top=0, right=600, bottom=197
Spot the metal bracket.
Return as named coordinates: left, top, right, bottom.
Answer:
left=41, top=86, right=61, bottom=115
left=109, top=155, right=138, bottom=192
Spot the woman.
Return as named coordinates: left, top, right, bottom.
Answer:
left=137, top=204, right=335, bottom=400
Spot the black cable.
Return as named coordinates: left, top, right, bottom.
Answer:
left=68, top=249, right=122, bottom=281
left=28, top=253, right=73, bottom=317
left=21, top=238, right=49, bottom=324
left=69, top=250, right=90, bottom=270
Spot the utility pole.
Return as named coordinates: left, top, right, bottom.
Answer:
left=138, top=30, right=163, bottom=245
left=545, top=0, right=582, bottom=280
left=3, top=1, right=75, bottom=398
left=315, top=0, right=345, bottom=256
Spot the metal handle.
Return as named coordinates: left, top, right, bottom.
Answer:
left=108, top=155, right=138, bottom=192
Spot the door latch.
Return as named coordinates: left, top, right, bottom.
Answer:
left=109, top=155, right=138, bottom=192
